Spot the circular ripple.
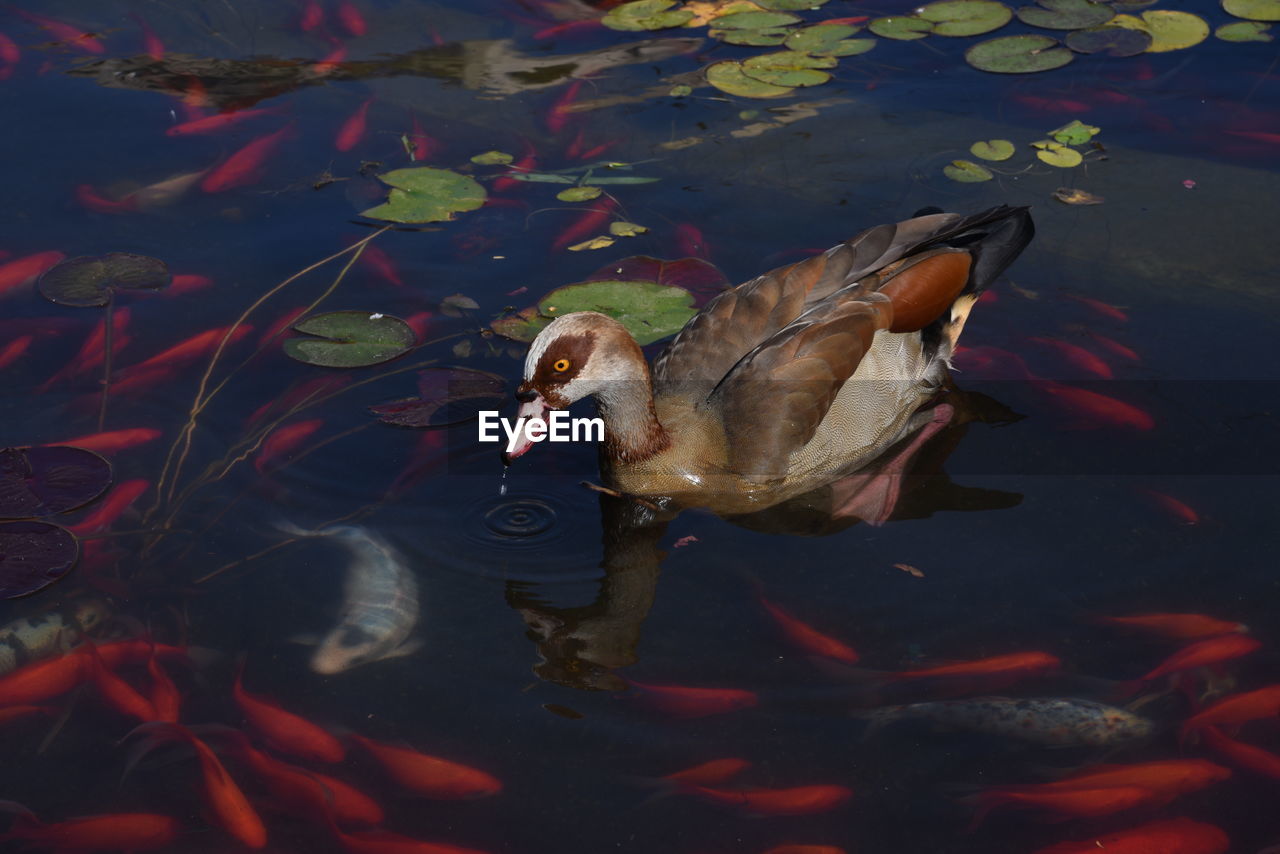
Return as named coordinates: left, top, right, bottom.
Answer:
left=483, top=498, right=557, bottom=539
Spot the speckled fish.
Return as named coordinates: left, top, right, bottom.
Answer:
left=862, top=697, right=1153, bottom=747
left=0, top=600, right=109, bottom=676
left=280, top=523, right=420, bottom=675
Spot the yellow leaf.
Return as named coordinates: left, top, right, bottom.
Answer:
left=567, top=236, right=617, bottom=252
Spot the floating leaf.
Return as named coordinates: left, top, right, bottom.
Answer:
left=503, top=172, right=576, bottom=184
left=602, top=0, right=696, bottom=30
left=706, top=60, right=797, bottom=98
left=557, top=186, right=603, bottom=202
left=439, top=294, right=479, bottom=317
left=684, top=0, right=760, bottom=26
left=741, top=51, right=836, bottom=87
left=470, top=151, right=513, bottom=165
left=965, top=34, right=1074, bottom=72
left=283, top=311, right=415, bottom=368
left=916, top=0, right=1012, bottom=36
left=1033, top=140, right=1083, bottom=167
left=491, top=306, right=549, bottom=342
left=544, top=280, right=697, bottom=345
left=0, top=521, right=79, bottom=599
left=1107, top=11, right=1209, bottom=51
left=1223, top=0, right=1280, bottom=21
left=1016, top=0, right=1113, bottom=29
left=1064, top=24, right=1151, bottom=54
left=757, top=0, right=831, bottom=8
left=38, top=254, right=170, bottom=308
left=712, top=26, right=792, bottom=44
left=713, top=10, right=803, bottom=28
left=370, top=368, right=507, bottom=428
left=820, top=38, right=877, bottom=55
left=1053, top=187, right=1104, bottom=204
left=588, top=255, right=729, bottom=303
left=361, top=167, right=486, bottom=224
left=868, top=16, right=934, bottom=38
left=943, top=159, right=994, bottom=182
left=669, top=84, right=693, bottom=96
left=1050, top=119, right=1100, bottom=145
left=786, top=23, right=859, bottom=50
left=588, top=176, right=662, bottom=185
left=970, top=139, right=1016, bottom=160
left=610, top=221, right=650, bottom=237
left=0, top=446, right=112, bottom=518
left=1216, top=19, right=1273, bottom=39
left=568, top=236, right=617, bottom=251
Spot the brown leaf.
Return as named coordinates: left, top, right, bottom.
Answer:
left=1052, top=187, right=1104, bottom=206
left=893, top=562, right=925, bottom=578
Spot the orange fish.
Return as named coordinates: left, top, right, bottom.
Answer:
left=1181, top=685, right=1280, bottom=740
left=255, top=419, right=324, bottom=473
left=68, top=478, right=149, bottom=536
left=311, top=42, right=348, bottom=76
left=0, top=250, right=66, bottom=297
left=51, top=428, right=161, bottom=455
left=1138, top=489, right=1199, bottom=524
left=0, top=807, right=180, bottom=852
left=686, top=784, right=852, bottom=816
left=1037, top=381, right=1154, bottom=430
left=674, top=224, right=709, bottom=260
left=891, top=651, right=1060, bottom=682
left=202, top=125, right=292, bottom=192
left=1095, top=613, right=1246, bottom=641
left=360, top=244, right=403, bottom=286
left=349, top=733, right=502, bottom=799
left=1083, top=331, right=1139, bottom=362
left=403, top=311, right=433, bottom=340
left=146, top=647, right=181, bottom=724
left=76, top=184, right=138, bottom=215
left=661, top=758, right=752, bottom=787
left=577, top=138, right=620, bottom=161
left=305, top=768, right=386, bottom=827
left=328, top=823, right=491, bottom=854
left=131, top=12, right=165, bottom=61
left=42, top=306, right=133, bottom=387
left=336, top=98, right=373, bottom=152
left=1010, top=94, right=1091, bottom=113
left=1024, top=759, right=1230, bottom=799
left=1064, top=294, right=1128, bottom=322
left=84, top=641, right=158, bottom=722
left=0, top=650, right=86, bottom=706
left=336, top=0, right=368, bottom=36
left=969, top=785, right=1155, bottom=829
left=546, top=80, right=582, bottom=135
left=492, top=142, right=536, bottom=193
left=1225, top=129, right=1280, bottom=145
left=1032, top=818, right=1228, bottom=854
left=233, top=661, right=345, bottom=763
left=168, top=273, right=214, bottom=295
left=0, top=30, right=21, bottom=68
left=1130, top=634, right=1261, bottom=685
left=95, top=639, right=188, bottom=671
left=166, top=108, right=277, bottom=137
left=0, top=705, right=54, bottom=726
left=627, top=679, right=758, bottom=718
left=259, top=306, right=309, bottom=349
left=1200, top=726, right=1280, bottom=780
left=1027, top=337, right=1112, bottom=378
left=299, top=0, right=325, bottom=31
left=759, top=597, right=858, bottom=664
left=108, top=365, right=178, bottom=397
left=0, top=334, right=32, bottom=370
left=11, top=8, right=104, bottom=54
left=127, top=325, right=253, bottom=374
left=551, top=199, right=616, bottom=252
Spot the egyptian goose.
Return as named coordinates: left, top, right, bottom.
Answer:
left=506, top=206, right=1034, bottom=513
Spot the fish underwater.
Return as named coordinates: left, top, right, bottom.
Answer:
left=0, top=599, right=109, bottom=676
left=862, top=697, right=1154, bottom=747
left=280, top=523, right=420, bottom=675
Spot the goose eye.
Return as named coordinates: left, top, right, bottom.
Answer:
left=552, top=358, right=571, bottom=373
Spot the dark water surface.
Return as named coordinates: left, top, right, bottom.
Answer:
left=1, top=1, right=1278, bottom=852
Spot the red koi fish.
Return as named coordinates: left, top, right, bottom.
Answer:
left=299, top=0, right=325, bottom=32
left=551, top=198, right=616, bottom=252
left=255, top=419, right=324, bottom=473
left=131, top=12, right=165, bottom=61
left=1138, top=489, right=1199, bottom=524
left=546, top=79, right=582, bottom=135
left=674, top=223, right=709, bottom=259
left=95, top=639, right=189, bottom=670
left=759, top=596, right=858, bottom=664
left=108, top=365, right=178, bottom=397
left=247, top=374, right=349, bottom=425
left=336, top=98, right=373, bottom=152
left=259, top=306, right=309, bottom=348
left=1180, top=685, right=1280, bottom=740
left=408, top=117, right=435, bottom=161
left=0, top=250, right=66, bottom=297
left=891, top=651, right=1060, bottom=682
left=68, top=478, right=149, bottom=536
left=350, top=734, right=502, bottom=799
left=336, top=0, right=368, bottom=36
left=577, top=138, right=620, bottom=161
left=1200, top=726, right=1280, bottom=780
left=76, top=184, right=137, bottom=215
left=492, top=142, right=536, bottom=194
left=662, top=758, right=751, bottom=786
left=0, top=650, right=86, bottom=706
left=686, top=784, right=852, bottom=816
left=1009, top=93, right=1090, bottom=113
left=403, top=311, right=433, bottom=340
left=627, top=679, right=758, bottom=718
left=969, top=785, right=1155, bottom=829
left=0, top=805, right=180, bottom=852
left=1083, top=331, right=1139, bottom=362
left=169, top=273, right=214, bottom=295
left=1126, top=634, right=1261, bottom=689
left=0, top=30, right=21, bottom=71
left=1225, top=129, right=1280, bottom=145
left=360, top=244, right=403, bottom=285
left=1026, top=337, right=1112, bottom=378
left=11, top=8, right=104, bottom=54
left=1023, top=759, right=1230, bottom=800
left=127, top=325, right=254, bottom=374
left=233, top=661, right=345, bottom=763
left=84, top=641, right=158, bottom=722
left=166, top=108, right=277, bottom=137
left=1037, top=382, right=1154, bottom=430
left=0, top=334, right=32, bottom=370
left=147, top=647, right=181, bottom=724
left=0, top=706, right=53, bottom=726
left=1064, top=294, right=1127, bottom=322
left=1031, top=818, right=1229, bottom=854
left=1095, top=613, right=1246, bottom=641
left=51, top=428, right=161, bottom=455
left=311, top=41, right=347, bottom=76
left=201, top=125, right=292, bottom=192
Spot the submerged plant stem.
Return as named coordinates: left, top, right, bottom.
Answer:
left=96, top=296, right=114, bottom=432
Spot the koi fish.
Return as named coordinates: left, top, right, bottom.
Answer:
left=551, top=199, right=616, bottom=252
left=0, top=30, right=21, bottom=69
left=1127, top=634, right=1261, bottom=687
left=1083, top=330, right=1139, bottom=362
left=311, top=42, right=347, bottom=76
left=1026, top=337, right=1112, bottom=378
left=969, top=785, right=1157, bottom=830
left=403, top=311, right=433, bottom=340
left=233, top=660, right=345, bottom=763
left=1200, top=726, right=1280, bottom=780
left=577, top=138, right=620, bottom=161
left=328, top=824, right=491, bottom=854
left=406, top=118, right=435, bottom=162
left=255, top=419, right=324, bottom=473
left=492, top=142, right=536, bottom=194
left=299, top=0, right=325, bottom=32
left=891, top=651, right=1060, bottom=682
left=0, top=599, right=108, bottom=676
left=684, top=784, right=852, bottom=816
left=76, top=184, right=138, bottom=215
left=1064, top=294, right=1128, bottom=322
left=201, top=125, right=292, bottom=193
left=0, top=250, right=66, bottom=297
left=336, top=98, right=372, bottom=152
left=0, top=804, right=180, bottom=852
left=109, top=365, right=178, bottom=397
left=674, top=223, right=709, bottom=259
left=131, top=12, right=165, bottom=61
left=0, top=648, right=87, bottom=706
left=759, top=596, right=858, bottom=664
left=165, top=108, right=277, bottom=137
left=1138, top=489, right=1200, bottom=524
left=51, top=428, right=161, bottom=455
left=10, top=8, right=104, bottom=54
left=1031, top=818, right=1229, bottom=854
left=68, top=478, right=150, bottom=536
left=1095, top=613, right=1246, bottom=641
left=546, top=80, right=582, bottom=135
left=0, top=705, right=54, bottom=726
left=862, top=697, right=1153, bottom=747
left=662, top=758, right=751, bottom=787
left=126, top=325, right=254, bottom=374
left=1016, top=759, right=1230, bottom=800
left=259, top=306, right=309, bottom=349
left=280, top=523, right=420, bottom=674
left=532, top=19, right=604, bottom=40
left=359, top=244, right=403, bottom=285
left=248, top=375, right=349, bottom=426
left=0, top=334, right=32, bottom=370
left=349, top=733, right=502, bottom=799
left=94, top=638, right=189, bottom=671
left=146, top=648, right=181, bottom=723
left=1037, top=382, right=1155, bottom=430
left=84, top=640, right=158, bottom=722
left=1225, top=129, right=1280, bottom=145
left=1009, top=93, right=1091, bottom=113
left=41, top=307, right=133, bottom=387
left=627, top=679, right=758, bottom=718
left=169, top=273, right=213, bottom=295
left=337, top=0, right=368, bottom=36
left=1180, top=685, right=1280, bottom=740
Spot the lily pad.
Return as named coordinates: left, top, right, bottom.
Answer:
left=706, top=61, right=797, bottom=98
left=713, top=27, right=792, bottom=45
left=868, top=16, right=934, bottom=39
left=1016, top=0, right=1113, bottom=29
left=669, top=84, right=693, bottom=96
left=361, top=167, right=486, bottom=223
left=712, top=10, right=803, bottom=28
left=965, top=34, right=1074, bottom=72
left=1216, top=19, right=1273, bottom=39
left=1033, top=140, right=1083, bottom=167
left=1065, top=24, right=1152, bottom=54
left=370, top=368, right=507, bottom=428
left=0, top=446, right=112, bottom=519
left=943, top=160, right=994, bottom=182
left=756, top=0, right=830, bottom=8
left=1223, top=0, right=1280, bottom=21
left=609, top=221, right=650, bottom=237
left=491, top=306, right=550, bottom=342
left=568, top=236, right=616, bottom=252
left=494, top=280, right=698, bottom=346
left=38, top=253, right=170, bottom=308
left=819, top=38, right=877, bottom=55
left=602, top=0, right=696, bottom=30
left=786, top=23, right=860, bottom=51
left=470, top=151, right=513, bottom=165
left=1107, top=11, right=1209, bottom=51
left=283, top=311, right=415, bottom=368
left=1050, top=119, right=1100, bottom=145
left=557, top=186, right=603, bottom=202
left=0, top=521, right=79, bottom=599
left=970, top=139, right=1016, bottom=160
left=741, top=51, right=836, bottom=87
left=917, top=0, right=1012, bottom=36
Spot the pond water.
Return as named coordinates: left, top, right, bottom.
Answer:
left=1, top=1, right=1278, bottom=852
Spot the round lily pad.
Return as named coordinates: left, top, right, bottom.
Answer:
left=369, top=368, right=507, bottom=428
left=1050, top=119, right=1100, bottom=145
left=713, top=27, right=792, bottom=45
left=38, top=253, right=170, bottom=308
left=495, top=281, right=698, bottom=346
left=0, top=446, right=112, bottom=519
left=470, top=151, right=513, bottom=165
left=1016, top=0, right=1113, bottom=29
left=917, top=0, right=1012, bottom=36
left=1216, top=19, right=1273, bottom=39
left=756, top=0, right=831, bottom=8
left=1223, top=0, right=1280, bottom=20
left=706, top=61, right=796, bottom=98
left=361, top=167, right=486, bottom=224
left=965, top=34, right=1074, bottom=72
left=609, top=221, right=649, bottom=237
left=0, top=521, right=79, bottom=599
left=786, top=23, right=860, bottom=51
left=557, top=186, right=603, bottom=202
left=1065, top=24, right=1152, bottom=54
left=943, top=160, right=994, bottom=182
left=284, top=311, right=416, bottom=368
left=820, top=38, right=877, bottom=55
left=970, top=139, right=1015, bottom=160
left=1033, top=140, right=1083, bottom=167
left=741, top=51, right=836, bottom=87
left=602, top=0, right=695, bottom=30
left=712, top=10, right=803, bottom=28
left=1108, top=10, right=1209, bottom=51
left=869, top=16, right=934, bottom=39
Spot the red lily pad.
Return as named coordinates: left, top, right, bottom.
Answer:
left=370, top=368, right=507, bottom=428
left=0, top=521, right=79, bottom=599
left=587, top=256, right=730, bottom=304
left=0, top=446, right=113, bottom=519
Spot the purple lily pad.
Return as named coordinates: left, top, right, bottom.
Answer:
left=0, top=446, right=113, bottom=519
left=587, top=256, right=730, bottom=305
left=0, top=521, right=79, bottom=598
left=371, top=368, right=507, bottom=428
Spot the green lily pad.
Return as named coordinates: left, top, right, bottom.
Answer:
left=741, top=51, right=836, bottom=87
left=602, top=0, right=695, bottom=30
left=756, top=0, right=831, bottom=8
left=1016, top=0, right=1113, bottom=29
left=1109, top=0, right=1156, bottom=9
left=712, top=27, right=791, bottom=45
left=1032, top=140, right=1083, bottom=167
left=1050, top=119, right=1100, bottom=145
left=943, top=160, right=994, bottom=182
left=491, top=307, right=549, bottom=342
left=965, top=34, right=1074, bottom=72
left=610, top=221, right=649, bottom=237
left=1065, top=24, right=1152, bottom=54
left=785, top=23, right=860, bottom=51
left=38, top=253, right=170, bottom=308
left=712, top=10, right=803, bottom=28
left=820, top=38, right=877, bottom=55
left=0, top=521, right=79, bottom=599
left=669, top=84, right=693, bottom=96
left=917, top=0, right=1012, bottom=36
left=868, top=16, right=934, bottom=39
left=361, top=167, right=486, bottom=224
left=470, top=151, right=513, bottom=165
left=706, top=61, right=797, bottom=98
left=284, top=311, right=415, bottom=368
left=0, top=446, right=112, bottom=518
left=557, top=186, right=603, bottom=202
left=531, top=281, right=700, bottom=346
left=1216, top=19, right=1273, bottom=39
left=970, top=139, right=1016, bottom=160
left=1223, top=0, right=1280, bottom=21
left=1107, top=11, right=1209, bottom=51
left=502, top=171, right=576, bottom=184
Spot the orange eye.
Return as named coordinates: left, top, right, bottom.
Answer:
left=553, top=358, right=571, bottom=373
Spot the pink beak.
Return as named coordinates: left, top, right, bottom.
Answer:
left=502, top=394, right=551, bottom=463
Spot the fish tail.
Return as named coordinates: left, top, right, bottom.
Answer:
left=274, top=519, right=329, bottom=539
